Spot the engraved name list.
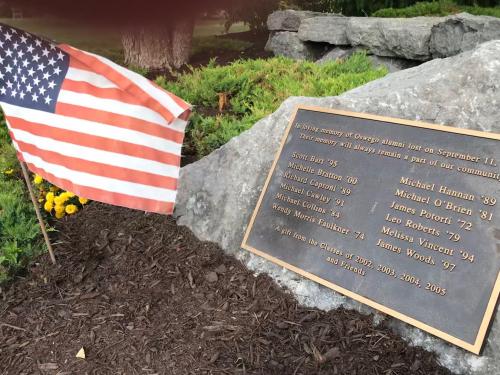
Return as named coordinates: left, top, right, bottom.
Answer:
left=242, top=107, right=500, bottom=354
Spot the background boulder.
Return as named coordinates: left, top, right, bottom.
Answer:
left=298, top=16, right=350, bottom=45
left=346, top=17, right=440, bottom=60
left=265, top=11, right=500, bottom=70
left=267, top=9, right=325, bottom=32
left=264, top=31, right=320, bottom=60
left=430, top=13, right=500, bottom=58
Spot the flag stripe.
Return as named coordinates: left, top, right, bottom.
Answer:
left=84, top=49, right=191, bottom=118
left=17, top=147, right=177, bottom=202
left=9, top=126, right=179, bottom=178
left=62, top=79, right=145, bottom=107
left=2, top=102, right=182, bottom=154
left=19, top=155, right=174, bottom=214
left=58, top=89, right=169, bottom=126
left=13, top=138, right=178, bottom=190
left=8, top=117, right=181, bottom=167
left=60, top=45, right=179, bottom=124
left=56, top=102, right=185, bottom=142
left=65, top=67, right=117, bottom=89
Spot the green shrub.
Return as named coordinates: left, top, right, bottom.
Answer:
left=373, top=1, right=500, bottom=18
left=158, top=53, right=387, bottom=157
left=0, top=115, right=44, bottom=282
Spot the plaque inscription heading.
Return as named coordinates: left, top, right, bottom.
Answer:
left=242, top=106, right=500, bottom=354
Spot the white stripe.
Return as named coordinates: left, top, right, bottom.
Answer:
left=78, top=48, right=188, bottom=118
left=2, top=102, right=182, bottom=155
left=170, top=118, right=188, bottom=133
left=19, top=150, right=177, bottom=202
left=11, top=128, right=179, bottom=179
left=58, top=90, right=170, bottom=127
left=66, top=67, right=117, bottom=88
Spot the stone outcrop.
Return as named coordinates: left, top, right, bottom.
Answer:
left=347, top=17, right=440, bottom=60
left=298, top=16, right=350, bottom=45
left=175, top=41, right=500, bottom=375
left=265, top=11, right=500, bottom=70
left=267, top=10, right=325, bottom=32
left=264, top=31, right=320, bottom=60
left=430, top=12, right=500, bottom=57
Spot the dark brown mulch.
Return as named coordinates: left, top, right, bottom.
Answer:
left=0, top=203, right=452, bottom=375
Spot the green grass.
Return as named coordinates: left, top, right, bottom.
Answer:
left=0, top=117, right=44, bottom=283
left=158, top=53, right=388, bottom=157
left=0, top=17, right=124, bottom=62
left=0, top=17, right=251, bottom=64
left=373, top=1, right=500, bottom=18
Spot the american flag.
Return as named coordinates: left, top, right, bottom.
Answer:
left=0, top=24, right=191, bottom=215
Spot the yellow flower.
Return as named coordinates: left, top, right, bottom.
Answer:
left=45, top=192, right=55, bottom=202
left=66, top=191, right=75, bottom=198
left=78, top=197, right=89, bottom=205
left=44, top=201, right=54, bottom=212
left=55, top=211, right=65, bottom=219
left=54, top=195, right=69, bottom=205
left=38, top=198, right=44, bottom=203
left=65, top=204, right=78, bottom=215
left=54, top=204, right=65, bottom=215
left=33, top=174, right=43, bottom=185
left=3, top=169, right=14, bottom=175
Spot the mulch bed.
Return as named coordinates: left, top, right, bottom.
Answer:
left=0, top=202, right=453, bottom=374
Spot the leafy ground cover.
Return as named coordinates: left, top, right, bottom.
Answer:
left=0, top=119, right=44, bottom=282
left=160, top=53, right=388, bottom=158
left=373, top=1, right=500, bottom=18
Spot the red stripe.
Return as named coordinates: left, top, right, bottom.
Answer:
left=13, top=137, right=178, bottom=190
left=8, top=116, right=181, bottom=166
left=20, top=159, right=174, bottom=214
left=55, top=102, right=185, bottom=144
left=60, top=45, right=176, bottom=124
left=69, top=58, right=92, bottom=71
left=61, top=79, right=144, bottom=107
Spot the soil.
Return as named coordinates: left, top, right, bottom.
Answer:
left=0, top=202, right=453, bottom=375
left=190, top=31, right=273, bottom=68
left=146, top=31, right=273, bottom=81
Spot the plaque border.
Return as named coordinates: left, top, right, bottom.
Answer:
left=241, top=105, right=500, bottom=355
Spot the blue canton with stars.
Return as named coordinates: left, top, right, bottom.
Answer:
left=0, top=24, right=69, bottom=113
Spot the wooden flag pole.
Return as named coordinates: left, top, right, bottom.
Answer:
left=20, top=162, right=56, bottom=265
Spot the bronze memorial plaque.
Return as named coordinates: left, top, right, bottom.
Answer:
left=242, top=106, right=500, bottom=354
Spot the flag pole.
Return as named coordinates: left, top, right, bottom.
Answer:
left=20, top=162, right=56, bottom=265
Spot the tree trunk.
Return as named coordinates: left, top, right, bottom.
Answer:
left=121, top=19, right=194, bottom=71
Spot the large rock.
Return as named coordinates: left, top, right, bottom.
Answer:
left=265, top=31, right=320, bottom=60
left=430, top=12, right=500, bottom=58
left=298, top=16, right=350, bottom=45
left=175, top=41, right=500, bottom=374
left=267, top=10, right=324, bottom=32
left=347, top=17, right=441, bottom=60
